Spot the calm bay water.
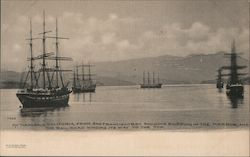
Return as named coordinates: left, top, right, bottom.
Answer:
left=1, top=85, right=249, bottom=131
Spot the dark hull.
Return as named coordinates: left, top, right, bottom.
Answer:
left=226, top=85, right=244, bottom=97
left=72, top=86, right=96, bottom=93
left=141, top=84, right=162, bottom=88
left=72, top=87, right=82, bottom=93
left=16, top=90, right=71, bottom=108
left=216, top=82, right=224, bottom=89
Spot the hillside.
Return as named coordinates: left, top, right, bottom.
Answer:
left=94, top=51, right=249, bottom=84
left=1, top=52, right=249, bottom=88
left=0, top=71, right=135, bottom=88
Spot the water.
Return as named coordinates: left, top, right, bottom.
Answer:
left=0, top=85, right=249, bottom=131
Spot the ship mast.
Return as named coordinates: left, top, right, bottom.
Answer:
left=23, top=19, right=36, bottom=89
left=147, top=71, right=150, bottom=85
left=82, top=61, right=85, bottom=81
left=73, top=67, right=76, bottom=87
left=222, top=39, right=247, bottom=84
left=55, top=18, right=59, bottom=87
left=76, top=63, right=79, bottom=82
left=26, top=12, right=52, bottom=89
left=143, top=71, right=145, bottom=85
left=158, top=72, right=160, bottom=84
left=54, top=18, right=71, bottom=87
left=88, top=63, right=91, bottom=81
left=22, top=12, right=72, bottom=90
left=230, top=40, right=238, bottom=84
left=42, top=11, right=47, bottom=89
left=29, top=19, right=34, bottom=89
left=46, top=17, right=71, bottom=88
left=153, top=72, right=155, bottom=84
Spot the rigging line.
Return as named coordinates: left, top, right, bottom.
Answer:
left=59, top=69, right=65, bottom=87
left=33, top=71, right=39, bottom=88
left=22, top=71, right=30, bottom=89
left=59, top=64, right=66, bottom=87
left=59, top=62, right=65, bottom=87
left=50, top=71, right=55, bottom=87
left=19, top=71, right=26, bottom=88
left=35, top=72, right=41, bottom=88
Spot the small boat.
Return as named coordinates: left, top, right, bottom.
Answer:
left=16, top=12, right=72, bottom=108
left=140, top=71, right=162, bottom=88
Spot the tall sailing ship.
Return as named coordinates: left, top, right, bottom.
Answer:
left=72, top=63, right=96, bottom=93
left=140, top=71, right=162, bottom=88
left=222, top=40, right=247, bottom=97
left=16, top=12, right=72, bottom=108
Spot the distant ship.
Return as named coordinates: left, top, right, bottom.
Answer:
left=216, top=68, right=224, bottom=89
left=16, top=12, right=72, bottom=108
left=140, top=71, right=162, bottom=88
left=72, top=63, right=96, bottom=93
left=222, top=40, right=247, bottom=97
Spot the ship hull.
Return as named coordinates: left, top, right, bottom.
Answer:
left=72, top=86, right=96, bottom=93
left=16, top=90, right=71, bottom=108
left=226, top=84, right=244, bottom=97
left=72, top=87, right=82, bottom=93
left=140, top=84, right=162, bottom=88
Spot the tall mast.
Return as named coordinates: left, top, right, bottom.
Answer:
left=147, top=71, right=150, bottom=85
left=76, top=64, right=79, bottom=82
left=42, top=10, right=46, bottom=89
left=88, top=63, right=91, bottom=80
left=143, top=71, right=145, bottom=85
left=48, top=18, right=70, bottom=87
left=73, top=67, right=76, bottom=87
left=82, top=61, right=85, bottom=81
left=153, top=72, right=155, bottom=84
left=29, top=19, right=34, bottom=89
left=55, top=18, right=59, bottom=87
left=230, top=40, right=238, bottom=84
left=222, top=39, right=247, bottom=84
left=158, top=72, right=160, bottom=84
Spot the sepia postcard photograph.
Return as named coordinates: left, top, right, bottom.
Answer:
left=0, top=0, right=249, bottom=156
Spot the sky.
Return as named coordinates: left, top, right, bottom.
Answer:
left=1, top=0, right=249, bottom=72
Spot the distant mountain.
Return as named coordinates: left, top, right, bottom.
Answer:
left=1, top=52, right=249, bottom=88
left=0, top=71, right=135, bottom=88
left=0, top=70, right=21, bottom=81
left=0, top=71, right=22, bottom=88
left=94, top=51, right=249, bottom=84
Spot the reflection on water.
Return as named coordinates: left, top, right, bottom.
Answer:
left=227, top=95, right=244, bottom=108
left=20, top=106, right=69, bottom=117
left=217, top=87, right=245, bottom=108
left=218, top=88, right=223, bottom=93
left=1, top=85, right=249, bottom=130
left=73, top=93, right=93, bottom=104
